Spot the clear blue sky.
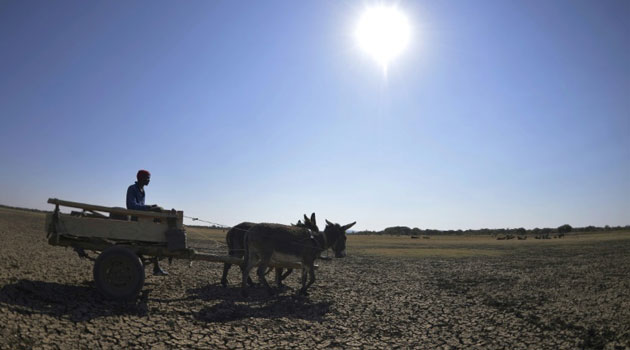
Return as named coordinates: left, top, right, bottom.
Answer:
left=1, top=0, right=628, bottom=231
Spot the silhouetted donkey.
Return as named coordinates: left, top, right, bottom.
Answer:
left=241, top=219, right=355, bottom=297
left=220, top=213, right=319, bottom=288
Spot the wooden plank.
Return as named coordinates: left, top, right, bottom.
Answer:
left=192, top=253, right=243, bottom=265
left=191, top=252, right=313, bottom=269
left=55, top=213, right=168, bottom=243
left=50, top=235, right=194, bottom=258
left=48, top=198, right=182, bottom=220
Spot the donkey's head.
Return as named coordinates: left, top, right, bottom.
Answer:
left=303, top=213, right=319, bottom=232
left=325, top=220, right=356, bottom=258
left=294, top=212, right=319, bottom=232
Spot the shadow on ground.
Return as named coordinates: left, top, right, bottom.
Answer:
left=193, top=296, right=331, bottom=323
left=0, top=279, right=148, bottom=322
left=186, top=283, right=282, bottom=301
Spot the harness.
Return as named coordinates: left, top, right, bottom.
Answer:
left=309, top=229, right=327, bottom=251
left=286, top=228, right=328, bottom=252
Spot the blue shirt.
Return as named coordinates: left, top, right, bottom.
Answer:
left=126, top=182, right=150, bottom=211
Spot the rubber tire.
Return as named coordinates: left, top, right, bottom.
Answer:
left=93, top=246, right=145, bottom=301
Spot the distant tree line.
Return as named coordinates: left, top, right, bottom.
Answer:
left=187, top=224, right=227, bottom=230
left=352, top=224, right=630, bottom=236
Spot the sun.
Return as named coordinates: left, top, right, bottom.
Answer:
left=355, top=5, right=411, bottom=74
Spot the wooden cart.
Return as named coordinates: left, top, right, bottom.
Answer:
left=45, top=198, right=304, bottom=300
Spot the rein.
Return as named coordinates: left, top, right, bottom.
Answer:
left=186, top=218, right=328, bottom=253
left=290, top=229, right=328, bottom=252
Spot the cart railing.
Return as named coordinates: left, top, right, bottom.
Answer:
left=47, top=198, right=182, bottom=220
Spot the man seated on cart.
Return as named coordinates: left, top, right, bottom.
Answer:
left=127, top=169, right=169, bottom=276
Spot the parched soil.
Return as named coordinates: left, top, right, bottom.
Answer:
left=1, top=207, right=629, bottom=350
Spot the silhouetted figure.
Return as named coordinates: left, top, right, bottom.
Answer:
left=127, top=170, right=168, bottom=276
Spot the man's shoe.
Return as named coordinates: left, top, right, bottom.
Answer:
left=153, top=268, right=169, bottom=276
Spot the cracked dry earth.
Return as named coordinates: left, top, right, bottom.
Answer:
left=1, top=207, right=629, bottom=350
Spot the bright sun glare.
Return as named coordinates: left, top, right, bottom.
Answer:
left=355, top=5, right=411, bottom=74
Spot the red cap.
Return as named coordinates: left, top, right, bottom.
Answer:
left=137, top=170, right=151, bottom=181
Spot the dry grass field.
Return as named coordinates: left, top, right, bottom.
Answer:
left=347, top=232, right=630, bottom=258
left=1, top=207, right=629, bottom=349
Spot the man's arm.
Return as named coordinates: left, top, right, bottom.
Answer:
left=126, top=186, right=150, bottom=211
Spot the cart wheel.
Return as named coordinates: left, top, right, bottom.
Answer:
left=93, top=246, right=145, bottom=300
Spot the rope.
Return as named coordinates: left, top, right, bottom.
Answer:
left=183, top=215, right=231, bottom=229
left=182, top=215, right=331, bottom=254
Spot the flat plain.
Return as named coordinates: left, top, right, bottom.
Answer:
left=1, top=207, right=629, bottom=349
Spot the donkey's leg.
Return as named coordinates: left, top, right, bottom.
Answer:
left=299, top=264, right=316, bottom=296
left=280, top=268, right=293, bottom=281
left=298, top=267, right=308, bottom=295
left=256, top=263, right=271, bottom=288
left=256, top=258, right=274, bottom=295
left=220, top=263, right=231, bottom=287
left=225, top=253, right=254, bottom=287
left=275, top=268, right=283, bottom=288
left=239, top=261, right=255, bottom=286
left=241, top=253, right=256, bottom=298
left=305, top=263, right=316, bottom=289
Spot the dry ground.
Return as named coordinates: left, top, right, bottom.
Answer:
left=1, top=207, right=629, bottom=350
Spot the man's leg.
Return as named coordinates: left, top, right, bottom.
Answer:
left=153, top=257, right=168, bottom=276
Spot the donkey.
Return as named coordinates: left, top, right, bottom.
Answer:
left=220, top=213, right=319, bottom=287
left=241, top=219, right=355, bottom=297
left=275, top=213, right=321, bottom=285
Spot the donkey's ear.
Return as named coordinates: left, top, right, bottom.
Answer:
left=325, top=219, right=333, bottom=226
left=310, top=213, right=316, bottom=225
left=341, top=222, right=356, bottom=231
left=303, top=214, right=310, bottom=224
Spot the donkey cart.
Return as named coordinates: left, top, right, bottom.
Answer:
left=45, top=198, right=304, bottom=300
